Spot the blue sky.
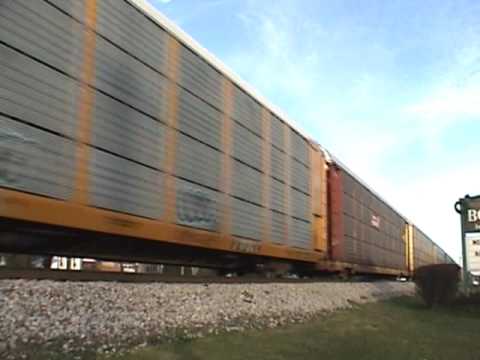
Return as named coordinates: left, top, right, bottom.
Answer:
left=151, top=0, right=480, bottom=262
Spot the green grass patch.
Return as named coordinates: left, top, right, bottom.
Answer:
left=108, top=297, right=480, bottom=360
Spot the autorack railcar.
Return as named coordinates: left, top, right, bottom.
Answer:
left=0, top=0, right=453, bottom=276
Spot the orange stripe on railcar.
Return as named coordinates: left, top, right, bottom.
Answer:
left=219, top=79, right=234, bottom=238
left=162, top=36, right=181, bottom=223
left=72, top=0, right=97, bottom=205
left=261, top=109, right=272, bottom=244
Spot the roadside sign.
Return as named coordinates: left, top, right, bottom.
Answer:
left=466, top=233, right=480, bottom=274
left=455, top=194, right=480, bottom=291
left=464, top=197, right=480, bottom=232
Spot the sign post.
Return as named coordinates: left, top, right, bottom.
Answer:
left=455, top=194, right=480, bottom=293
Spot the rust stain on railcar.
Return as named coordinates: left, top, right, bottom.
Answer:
left=219, top=79, right=234, bottom=236
left=311, top=148, right=324, bottom=216
left=163, top=36, right=181, bottom=223
left=72, top=0, right=97, bottom=205
left=283, top=122, right=291, bottom=246
left=328, top=164, right=344, bottom=260
left=261, top=109, right=272, bottom=244
left=311, top=147, right=328, bottom=254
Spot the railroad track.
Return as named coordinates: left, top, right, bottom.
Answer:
left=0, top=268, right=331, bottom=284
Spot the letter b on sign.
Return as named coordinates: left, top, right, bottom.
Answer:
left=468, top=209, right=479, bottom=222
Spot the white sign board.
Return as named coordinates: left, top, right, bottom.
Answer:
left=465, top=233, right=480, bottom=274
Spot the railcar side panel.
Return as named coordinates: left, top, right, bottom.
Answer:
left=412, top=226, right=436, bottom=269
left=327, top=163, right=408, bottom=273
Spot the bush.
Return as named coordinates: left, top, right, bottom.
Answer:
left=414, top=264, right=460, bottom=307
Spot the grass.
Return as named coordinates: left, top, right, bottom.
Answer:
left=105, top=297, right=480, bottom=360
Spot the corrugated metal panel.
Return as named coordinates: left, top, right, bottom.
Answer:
left=176, top=178, right=219, bottom=231
left=269, top=178, right=285, bottom=213
left=0, top=0, right=83, bottom=77
left=353, top=198, right=362, bottom=220
left=0, top=116, right=75, bottom=199
left=362, top=203, right=371, bottom=224
left=343, top=172, right=355, bottom=196
left=270, top=115, right=285, bottom=149
left=0, top=44, right=78, bottom=137
left=89, top=148, right=163, bottom=219
left=47, top=0, right=84, bottom=19
left=344, top=215, right=354, bottom=237
left=232, top=160, right=262, bottom=205
left=357, top=199, right=365, bottom=223
left=270, top=147, right=285, bottom=182
left=232, top=122, right=263, bottom=170
left=178, top=45, right=223, bottom=110
left=231, top=198, right=263, bottom=241
left=413, top=226, right=435, bottom=268
left=177, top=88, right=222, bottom=150
left=97, top=0, right=167, bottom=74
left=290, top=159, right=310, bottom=194
left=126, top=0, right=314, bottom=148
left=358, top=186, right=368, bottom=204
left=95, top=36, right=168, bottom=120
left=342, top=235, right=356, bottom=263
left=359, top=222, right=367, bottom=242
left=290, top=129, right=309, bottom=166
left=232, top=86, right=262, bottom=136
left=290, top=188, right=310, bottom=221
left=91, top=91, right=165, bottom=169
left=176, top=133, right=221, bottom=190
left=344, top=194, right=354, bottom=217
left=270, top=210, right=286, bottom=244
left=331, top=163, right=407, bottom=270
left=289, top=218, right=311, bottom=249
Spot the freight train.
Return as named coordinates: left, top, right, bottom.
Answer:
left=0, top=0, right=454, bottom=277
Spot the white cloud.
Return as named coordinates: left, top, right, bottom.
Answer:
left=401, top=44, right=480, bottom=155
left=228, top=13, right=320, bottom=106
left=406, top=82, right=480, bottom=118
left=405, top=41, right=480, bottom=131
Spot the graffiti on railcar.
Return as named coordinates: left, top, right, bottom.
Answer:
left=231, top=238, right=260, bottom=254
left=0, top=148, right=15, bottom=184
left=177, top=185, right=217, bottom=230
left=0, top=129, right=33, bottom=186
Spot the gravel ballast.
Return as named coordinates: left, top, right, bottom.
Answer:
left=0, top=280, right=414, bottom=357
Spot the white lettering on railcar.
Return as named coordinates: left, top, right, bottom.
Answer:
left=371, top=214, right=381, bottom=229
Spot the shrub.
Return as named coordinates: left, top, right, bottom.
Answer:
left=414, top=264, right=460, bottom=307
